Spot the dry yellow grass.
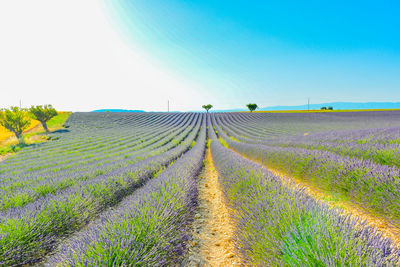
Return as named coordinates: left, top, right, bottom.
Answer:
left=0, top=119, right=40, bottom=143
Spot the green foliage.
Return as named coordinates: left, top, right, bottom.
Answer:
left=29, top=105, right=58, bottom=133
left=206, top=139, right=212, bottom=148
left=229, top=136, right=240, bottom=142
left=219, top=137, right=229, bottom=148
left=246, top=103, right=258, bottom=112
left=190, top=140, right=196, bottom=148
left=328, top=106, right=333, bottom=110
left=321, top=106, right=327, bottom=110
left=202, top=104, right=213, bottom=113
left=0, top=112, right=66, bottom=154
left=0, top=107, right=31, bottom=144
left=0, top=143, right=27, bottom=155
left=29, top=105, right=58, bottom=123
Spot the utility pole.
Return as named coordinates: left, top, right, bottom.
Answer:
left=167, top=100, right=169, bottom=112
left=20, top=100, right=22, bottom=109
left=308, top=98, right=310, bottom=111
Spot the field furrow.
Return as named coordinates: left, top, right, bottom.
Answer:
left=2, top=111, right=400, bottom=266
left=46, top=115, right=207, bottom=266
left=0, top=113, right=202, bottom=265
left=209, top=118, right=400, bottom=266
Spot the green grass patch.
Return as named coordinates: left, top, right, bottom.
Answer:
left=219, top=137, right=229, bottom=148
left=229, top=136, right=240, bottom=142
left=0, top=144, right=27, bottom=155
left=47, top=112, right=72, bottom=129
left=190, top=140, right=196, bottom=148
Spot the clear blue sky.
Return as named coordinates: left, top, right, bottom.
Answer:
left=105, top=0, right=400, bottom=109
left=2, top=1, right=398, bottom=111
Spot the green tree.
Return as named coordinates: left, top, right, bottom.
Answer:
left=29, top=105, right=58, bottom=133
left=321, top=107, right=327, bottom=110
left=328, top=106, right=333, bottom=110
left=0, top=107, right=31, bottom=144
left=202, top=104, right=213, bottom=113
left=246, top=103, right=258, bottom=112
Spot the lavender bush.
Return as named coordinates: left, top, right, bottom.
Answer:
left=48, top=117, right=207, bottom=266
left=212, top=114, right=400, bottom=227
left=0, top=113, right=202, bottom=265
left=209, top=124, right=400, bottom=266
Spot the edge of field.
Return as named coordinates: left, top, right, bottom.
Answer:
left=238, top=108, right=400, bottom=113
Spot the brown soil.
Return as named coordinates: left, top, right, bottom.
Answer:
left=230, top=147, right=400, bottom=248
left=185, top=148, right=241, bottom=266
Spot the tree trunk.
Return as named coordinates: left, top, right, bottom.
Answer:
left=16, top=133, right=25, bottom=145
left=41, top=121, right=49, bottom=133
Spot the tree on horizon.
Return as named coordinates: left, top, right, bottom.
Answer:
left=202, top=104, right=213, bottom=113
left=246, top=103, right=258, bottom=112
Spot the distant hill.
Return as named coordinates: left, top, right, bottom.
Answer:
left=196, top=102, right=400, bottom=112
left=94, top=102, right=400, bottom=113
left=259, top=102, right=400, bottom=111
left=92, top=109, right=145, bottom=112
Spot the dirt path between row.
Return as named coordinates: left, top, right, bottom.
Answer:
left=185, top=147, right=241, bottom=266
left=229, top=147, right=400, bottom=248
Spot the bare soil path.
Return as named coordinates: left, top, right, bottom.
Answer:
left=229, top=147, right=400, bottom=248
left=185, top=147, right=241, bottom=266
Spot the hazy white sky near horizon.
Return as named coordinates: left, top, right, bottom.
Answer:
left=1, top=1, right=399, bottom=112
left=0, top=0, right=206, bottom=112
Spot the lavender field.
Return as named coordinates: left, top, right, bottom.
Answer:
left=1, top=111, right=400, bottom=266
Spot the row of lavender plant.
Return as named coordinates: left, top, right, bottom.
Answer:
left=0, top=114, right=179, bottom=190
left=217, top=112, right=400, bottom=146
left=223, top=111, right=400, bottom=140
left=0, top=114, right=203, bottom=265
left=0, top=113, right=193, bottom=188
left=0, top=114, right=197, bottom=214
left=208, top=123, right=400, bottom=266
left=47, top=117, right=207, bottom=266
left=0, top=113, right=196, bottom=211
left=0, top=112, right=159, bottom=166
left=0, top=112, right=187, bottom=175
left=274, top=133, right=400, bottom=168
left=212, top=114, right=400, bottom=227
left=0, top=124, right=200, bottom=265
left=217, top=113, right=400, bottom=168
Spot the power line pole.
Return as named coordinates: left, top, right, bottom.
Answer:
left=167, top=100, right=169, bottom=112
left=308, top=98, right=310, bottom=111
left=20, top=99, right=22, bottom=109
